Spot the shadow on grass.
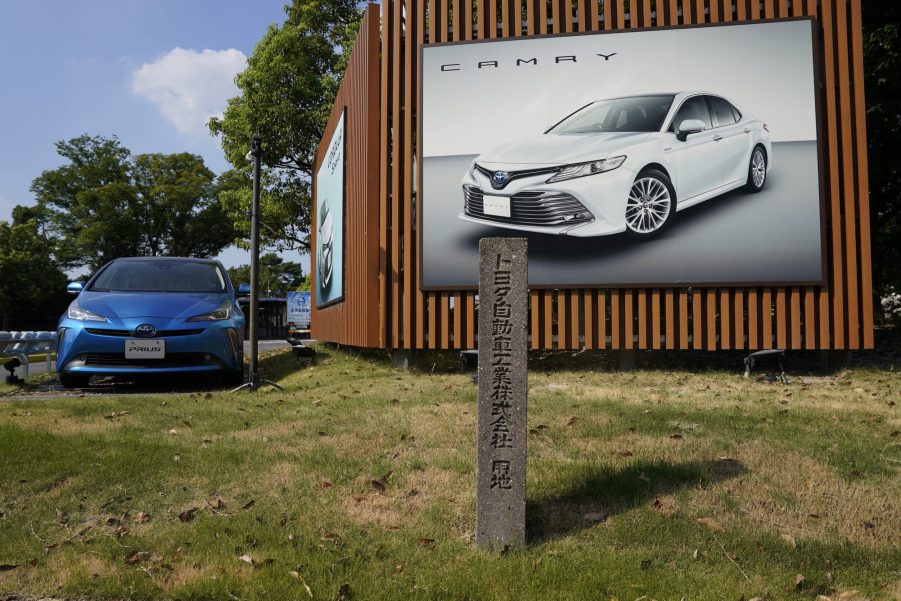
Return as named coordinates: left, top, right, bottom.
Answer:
left=527, top=458, right=747, bottom=543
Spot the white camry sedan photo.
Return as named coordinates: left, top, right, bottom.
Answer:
left=460, top=92, right=772, bottom=239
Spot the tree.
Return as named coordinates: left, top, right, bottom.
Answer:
left=209, top=0, right=365, bottom=252
left=0, top=206, right=70, bottom=330
left=31, top=135, right=236, bottom=271
left=227, top=253, right=305, bottom=295
left=862, top=1, right=901, bottom=301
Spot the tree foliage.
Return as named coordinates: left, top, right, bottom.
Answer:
left=862, top=1, right=901, bottom=298
left=209, top=0, right=365, bottom=252
left=0, top=206, right=69, bottom=330
left=31, top=135, right=236, bottom=271
left=227, top=253, right=306, bottom=295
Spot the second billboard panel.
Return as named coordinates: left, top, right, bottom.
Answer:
left=421, top=19, right=824, bottom=288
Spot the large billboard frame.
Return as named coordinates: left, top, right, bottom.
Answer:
left=417, top=16, right=828, bottom=292
left=315, top=107, right=348, bottom=309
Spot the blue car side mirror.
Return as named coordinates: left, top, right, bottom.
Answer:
left=67, top=281, right=85, bottom=295
left=237, top=283, right=251, bottom=295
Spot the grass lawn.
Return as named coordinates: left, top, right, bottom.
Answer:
left=0, top=346, right=898, bottom=600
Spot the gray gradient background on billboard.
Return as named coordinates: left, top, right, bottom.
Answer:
left=420, top=19, right=823, bottom=287
left=423, top=142, right=821, bottom=287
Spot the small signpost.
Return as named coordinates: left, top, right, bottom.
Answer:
left=476, top=237, right=528, bottom=549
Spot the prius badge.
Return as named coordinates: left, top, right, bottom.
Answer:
left=492, top=170, right=510, bottom=187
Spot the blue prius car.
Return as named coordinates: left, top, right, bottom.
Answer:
left=56, top=257, right=245, bottom=388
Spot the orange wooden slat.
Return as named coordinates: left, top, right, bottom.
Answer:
left=720, top=289, right=731, bottom=349
left=530, top=290, right=540, bottom=350
left=761, top=288, right=773, bottom=349
left=643, top=0, right=652, bottom=26
left=415, top=0, right=427, bottom=349
left=402, top=0, right=416, bottom=348
left=836, top=0, right=859, bottom=349
left=440, top=292, right=450, bottom=349
left=478, top=0, right=489, bottom=38
left=778, top=0, right=788, bottom=17
left=748, top=289, right=759, bottom=349
left=710, top=0, right=720, bottom=22
left=570, top=291, right=580, bottom=349
left=763, top=0, right=774, bottom=18
left=598, top=289, right=608, bottom=349
left=790, top=287, right=802, bottom=349
left=805, top=287, right=817, bottom=350
left=611, top=290, right=621, bottom=348
left=378, top=0, right=392, bottom=347
left=706, top=291, right=717, bottom=350
left=526, top=0, right=537, bottom=34
left=652, top=289, right=662, bottom=350
left=734, top=290, right=744, bottom=350
left=692, top=289, right=703, bottom=350
left=695, top=0, right=705, bottom=23
left=669, top=0, right=680, bottom=25
left=584, top=290, right=595, bottom=348
left=775, top=288, right=787, bottom=349
left=543, top=291, right=553, bottom=348
left=678, top=290, right=689, bottom=350
left=665, top=289, right=675, bottom=350
left=849, top=0, right=874, bottom=348
left=737, top=0, right=747, bottom=20
left=624, top=290, right=634, bottom=350
left=558, top=290, right=568, bottom=348
left=616, top=0, right=625, bottom=29
left=638, top=291, right=648, bottom=349
left=751, top=0, right=761, bottom=19
left=465, top=292, right=475, bottom=348
left=821, top=0, right=844, bottom=348
left=428, top=293, right=437, bottom=349
left=453, top=292, right=463, bottom=349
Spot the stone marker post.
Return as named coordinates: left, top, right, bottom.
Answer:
left=476, top=237, right=528, bottom=549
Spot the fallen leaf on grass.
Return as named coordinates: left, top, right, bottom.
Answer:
left=0, top=564, right=20, bottom=571
left=238, top=554, right=254, bottom=565
left=321, top=533, right=340, bottom=542
left=564, top=416, right=578, bottom=426
left=780, top=533, right=797, bottom=548
left=178, top=507, right=199, bottom=522
left=134, top=512, right=150, bottom=524
left=583, top=512, right=608, bottom=522
left=336, top=583, right=352, bottom=600
left=669, top=433, right=684, bottom=440
left=417, top=538, right=435, bottom=547
left=168, top=429, right=178, bottom=436
left=618, top=450, right=634, bottom=457
left=320, top=480, right=333, bottom=489
left=371, top=479, right=386, bottom=493
left=124, top=550, right=151, bottom=566
left=241, top=500, right=255, bottom=510
left=172, top=453, right=181, bottom=462
left=394, top=564, right=404, bottom=573
left=289, top=571, right=314, bottom=597
left=696, top=517, right=725, bottom=533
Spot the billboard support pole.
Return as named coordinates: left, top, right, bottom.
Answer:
left=233, top=135, right=283, bottom=393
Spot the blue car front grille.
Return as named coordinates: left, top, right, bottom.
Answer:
left=84, top=328, right=206, bottom=337
left=82, top=353, right=211, bottom=368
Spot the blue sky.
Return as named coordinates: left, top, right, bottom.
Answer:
left=0, top=0, right=304, bottom=270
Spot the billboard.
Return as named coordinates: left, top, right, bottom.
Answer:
left=287, top=291, right=311, bottom=330
left=421, top=19, right=824, bottom=288
left=316, top=110, right=346, bottom=307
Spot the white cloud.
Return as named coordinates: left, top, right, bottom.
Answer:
left=132, top=47, right=246, bottom=137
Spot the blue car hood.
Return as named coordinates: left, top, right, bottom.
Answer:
left=76, top=291, right=229, bottom=320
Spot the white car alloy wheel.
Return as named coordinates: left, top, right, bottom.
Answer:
left=747, top=147, right=767, bottom=192
left=625, top=172, right=674, bottom=236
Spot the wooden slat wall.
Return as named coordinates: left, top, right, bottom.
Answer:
left=309, top=6, right=380, bottom=347
left=313, top=0, right=874, bottom=352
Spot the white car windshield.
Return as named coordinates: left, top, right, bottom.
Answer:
left=550, top=95, right=675, bottom=134
left=90, top=260, right=227, bottom=293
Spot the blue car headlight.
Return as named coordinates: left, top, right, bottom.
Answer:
left=67, top=301, right=108, bottom=322
left=547, top=155, right=627, bottom=183
left=187, top=302, right=233, bottom=322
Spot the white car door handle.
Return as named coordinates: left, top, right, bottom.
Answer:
left=713, top=135, right=724, bottom=141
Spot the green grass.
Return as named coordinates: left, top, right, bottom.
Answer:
left=0, top=347, right=898, bottom=600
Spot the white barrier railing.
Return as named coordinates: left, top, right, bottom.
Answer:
left=0, top=331, right=56, bottom=379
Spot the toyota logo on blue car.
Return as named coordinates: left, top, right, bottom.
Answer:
left=56, top=257, right=245, bottom=389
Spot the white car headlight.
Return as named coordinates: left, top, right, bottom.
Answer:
left=187, top=302, right=232, bottom=322
left=67, top=302, right=108, bottom=322
left=547, top=155, right=626, bottom=183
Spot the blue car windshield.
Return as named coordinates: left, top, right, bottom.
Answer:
left=89, top=260, right=227, bottom=293
left=550, top=95, right=675, bottom=134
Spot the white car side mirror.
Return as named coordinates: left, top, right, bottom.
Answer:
left=676, top=119, right=706, bottom=142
